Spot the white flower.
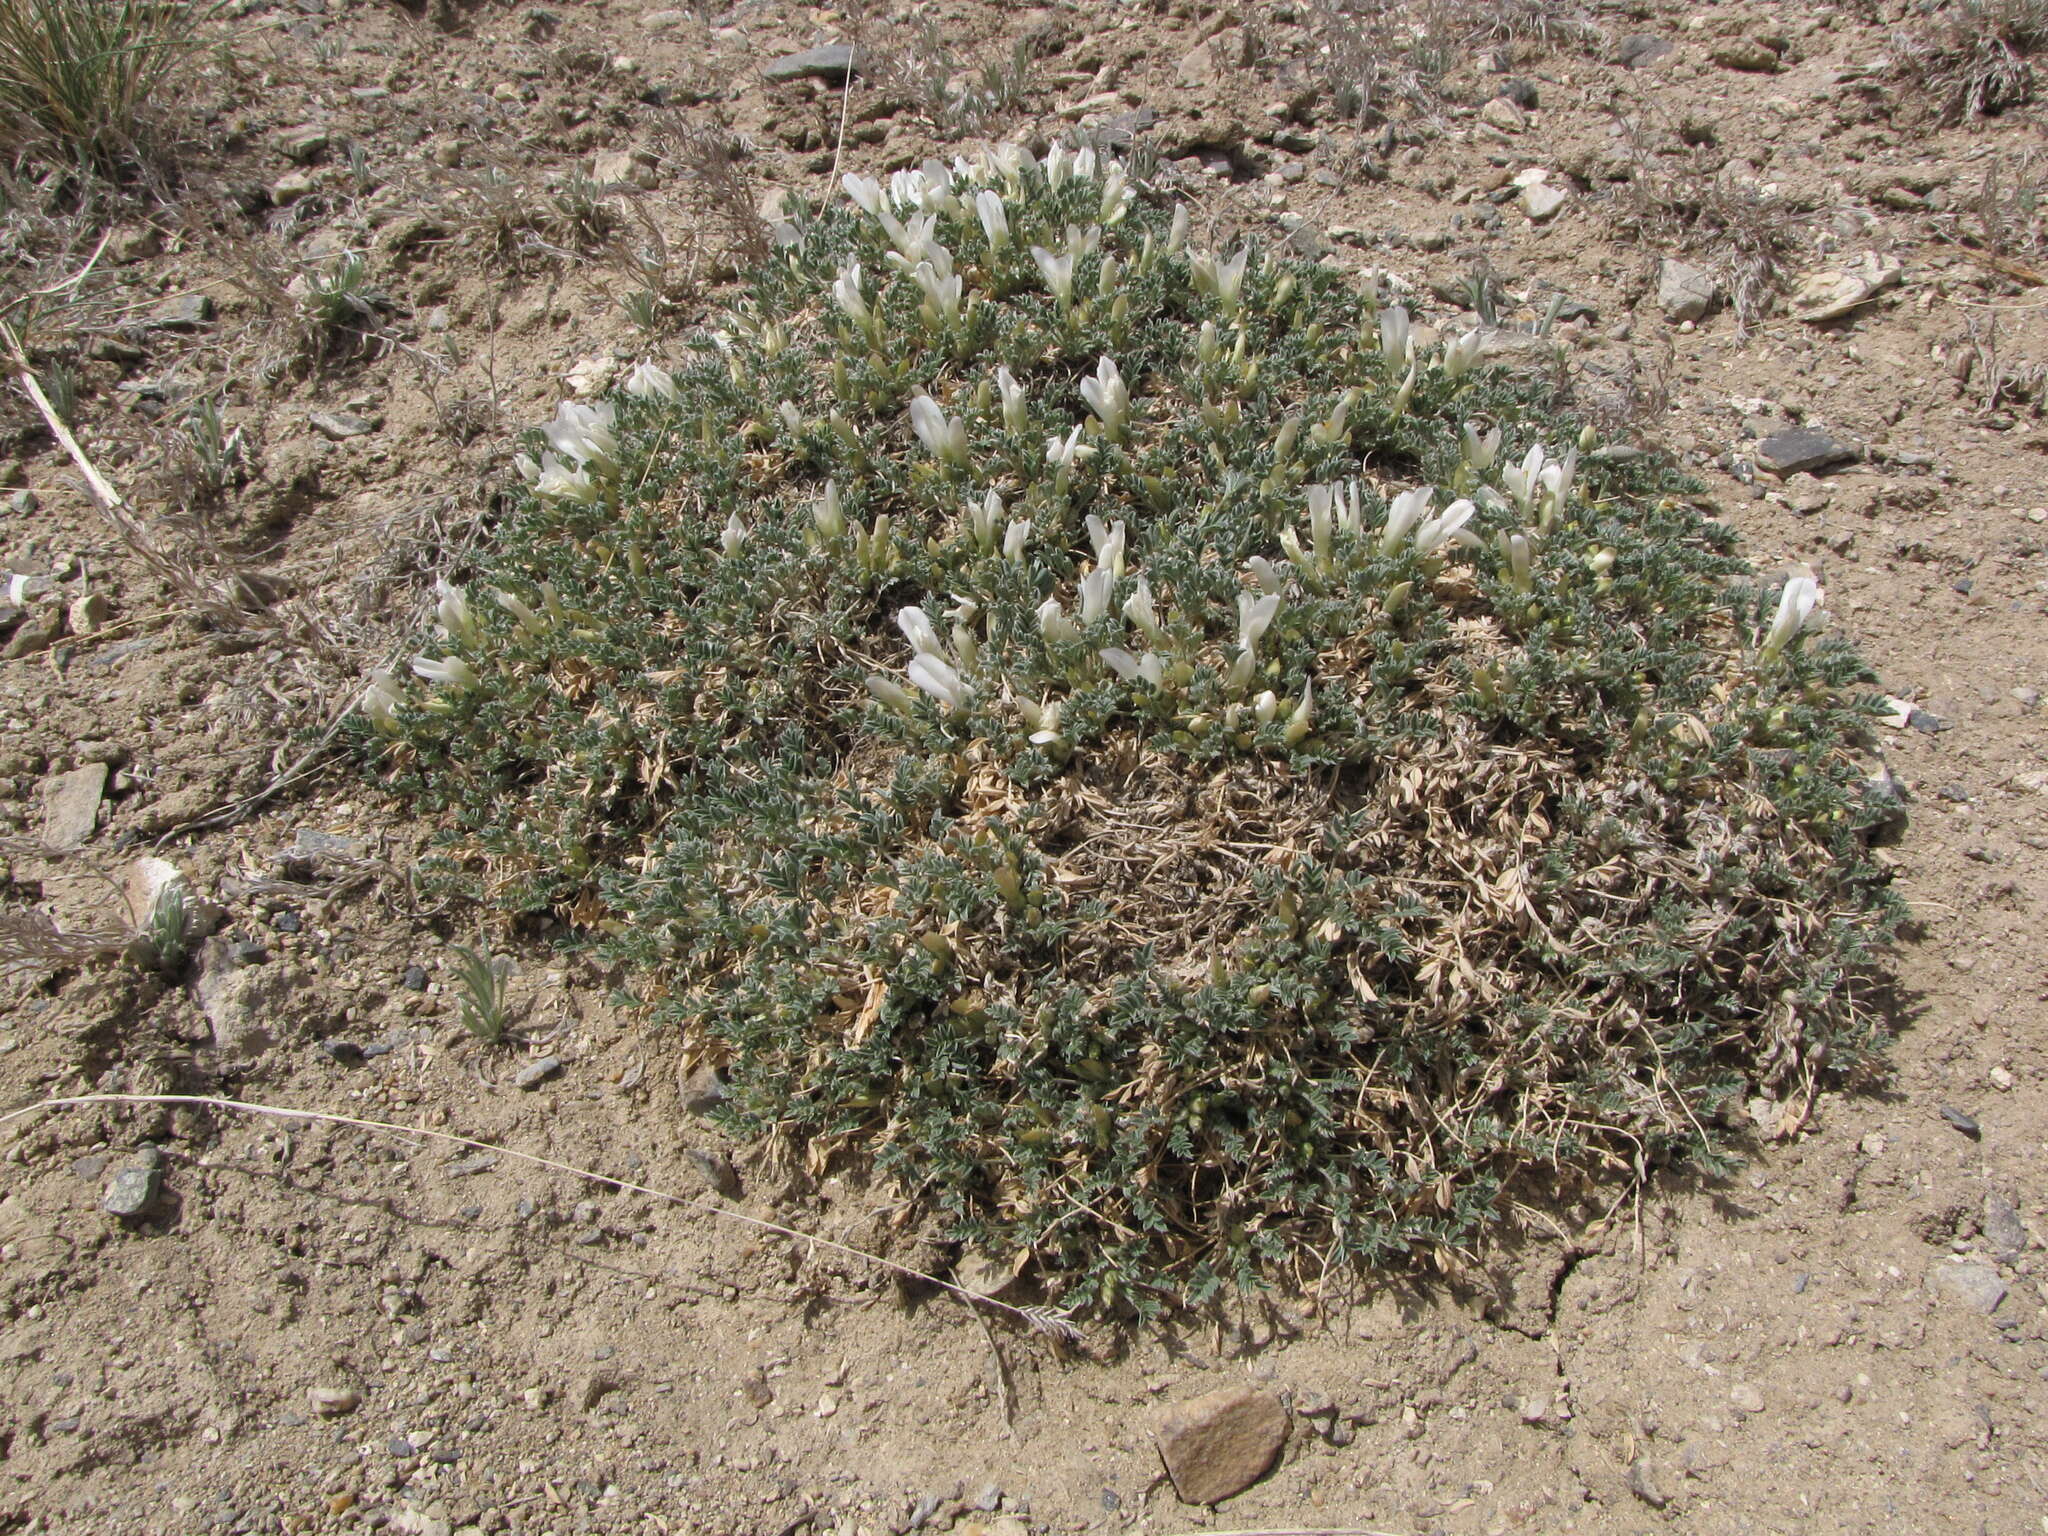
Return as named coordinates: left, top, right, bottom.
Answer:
left=1122, top=577, right=1161, bottom=642
left=1442, top=329, right=1482, bottom=380
left=833, top=262, right=873, bottom=329
left=1461, top=422, right=1501, bottom=472
left=969, top=489, right=1005, bottom=552
left=1388, top=359, right=1418, bottom=418
left=1099, top=166, right=1130, bottom=224
left=908, top=395, right=968, bottom=465
left=897, top=605, right=944, bottom=659
left=1079, top=355, right=1129, bottom=438
left=1045, top=423, right=1095, bottom=472
left=1002, top=518, right=1033, bottom=560
left=720, top=510, right=746, bottom=556
left=1413, top=499, right=1479, bottom=556
left=880, top=209, right=947, bottom=274
left=1498, top=530, right=1535, bottom=591
left=1044, top=142, right=1073, bottom=190
left=1086, top=515, right=1126, bottom=578
left=1283, top=680, right=1315, bottom=746
left=1538, top=446, right=1579, bottom=522
left=1380, top=486, right=1434, bottom=556
left=1254, top=689, right=1280, bottom=724
left=1037, top=598, right=1081, bottom=647
left=491, top=587, right=544, bottom=635
left=1167, top=204, right=1189, bottom=255
left=866, top=674, right=916, bottom=714
left=1100, top=646, right=1144, bottom=682
left=1196, top=319, right=1221, bottom=366
left=842, top=172, right=884, bottom=215
left=624, top=361, right=678, bottom=401
left=1190, top=246, right=1250, bottom=315
left=1762, top=574, right=1824, bottom=659
left=813, top=480, right=846, bottom=540
left=1018, top=694, right=1063, bottom=746
left=911, top=260, right=963, bottom=325
left=360, top=669, right=403, bottom=731
left=996, top=366, right=1027, bottom=433
left=1078, top=565, right=1115, bottom=625
left=906, top=653, right=970, bottom=711
left=541, top=399, right=617, bottom=472
left=1031, top=245, right=1075, bottom=306
left=411, top=654, right=479, bottom=691
left=434, top=580, right=479, bottom=647
left=975, top=188, right=1009, bottom=251
left=1502, top=445, right=1547, bottom=518
left=1237, top=591, right=1282, bottom=654
left=532, top=451, right=598, bottom=505
left=1379, top=307, right=1412, bottom=375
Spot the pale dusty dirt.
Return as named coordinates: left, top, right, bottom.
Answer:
left=1, top=2, right=2045, bottom=1534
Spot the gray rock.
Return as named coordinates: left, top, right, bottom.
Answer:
left=150, top=294, right=213, bottom=331
left=1658, top=258, right=1719, bottom=322
left=307, top=409, right=379, bottom=440
left=1096, top=106, right=1157, bottom=147
left=1711, top=38, right=1781, bottom=73
left=639, top=8, right=689, bottom=30
left=1616, top=36, right=1674, bottom=69
left=1984, top=1192, right=2027, bottom=1263
left=1, top=604, right=62, bottom=659
left=42, top=763, right=108, bottom=851
left=103, top=1165, right=162, bottom=1218
left=683, top=1147, right=740, bottom=1198
left=308, top=1386, right=360, bottom=1417
left=1519, top=181, right=1568, bottom=222
left=66, top=590, right=111, bottom=635
left=1931, top=1261, right=2007, bottom=1314
left=1153, top=1386, right=1288, bottom=1506
left=1627, top=1456, right=1672, bottom=1509
left=277, top=124, right=330, bottom=163
left=191, top=940, right=294, bottom=1060
left=763, top=44, right=857, bottom=85
left=1755, top=428, right=1855, bottom=476
left=514, top=1055, right=562, bottom=1090
left=677, top=1062, right=727, bottom=1114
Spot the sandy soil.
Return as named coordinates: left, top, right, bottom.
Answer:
left=1, top=2, right=2044, bottom=1533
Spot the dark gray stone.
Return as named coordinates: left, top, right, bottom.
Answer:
left=1985, top=1192, right=2027, bottom=1264
left=514, top=1055, right=562, bottom=1090
left=307, top=410, right=379, bottom=441
left=1617, top=36, right=1675, bottom=69
left=763, top=44, right=857, bottom=85
left=150, top=294, right=214, bottom=331
left=1755, top=428, right=1855, bottom=476
left=103, top=1165, right=162, bottom=1218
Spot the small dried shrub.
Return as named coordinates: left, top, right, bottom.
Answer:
left=0, top=0, right=213, bottom=176
left=367, top=150, right=1899, bottom=1315
left=1890, top=0, right=2048, bottom=121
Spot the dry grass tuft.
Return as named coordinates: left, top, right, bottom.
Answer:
left=0, top=0, right=212, bottom=177
left=1890, top=0, right=2048, bottom=121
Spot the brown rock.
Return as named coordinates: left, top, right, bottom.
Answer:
left=42, top=762, right=107, bottom=851
left=1154, top=1385, right=1288, bottom=1505
left=1710, top=38, right=1780, bottom=72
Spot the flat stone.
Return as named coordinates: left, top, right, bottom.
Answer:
left=677, top=1062, right=727, bottom=1114
left=277, top=124, right=329, bottom=163
left=1931, top=1261, right=2007, bottom=1314
left=514, top=1055, right=562, bottom=1090
left=682, top=1147, right=740, bottom=1198
left=1095, top=106, right=1157, bottom=147
left=102, top=1165, right=162, bottom=1218
left=639, top=8, right=689, bottom=30
left=42, top=763, right=108, bottom=851
left=1985, top=1191, right=2027, bottom=1264
left=150, top=294, right=213, bottom=331
left=307, top=410, right=379, bottom=440
left=1616, top=35, right=1674, bottom=68
left=1519, top=181, right=1568, bottom=222
left=1711, top=38, right=1780, bottom=72
left=1788, top=255, right=1902, bottom=323
left=1153, top=1386, right=1288, bottom=1506
left=763, top=44, right=857, bottom=85
left=591, top=149, right=659, bottom=191
left=1627, top=1456, right=1673, bottom=1509
left=1755, top=428, right=1854, bottom=476
left=1657, top=258, right=1718, bottom=322
left=1729, top=1382, right=1765, bottom=1414
left=1479, top=96, right=1526, bottom=133
left=111, top=226, right=162, bottom=263
left=308, top=1386, right=361, bottom=1417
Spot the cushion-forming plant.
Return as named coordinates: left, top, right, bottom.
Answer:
left=371, top=147, right=1898, bottom=1315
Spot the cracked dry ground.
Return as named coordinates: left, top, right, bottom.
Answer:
left=1, top=1, right=2045, bottom=1533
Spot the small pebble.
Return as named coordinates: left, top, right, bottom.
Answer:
left=514, top=1055, right=562, bottom=1090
